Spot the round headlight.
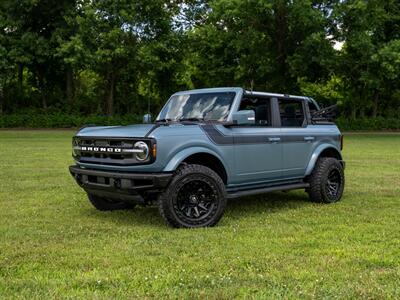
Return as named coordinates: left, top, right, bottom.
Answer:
left=134, top=141, right=149, bottom=161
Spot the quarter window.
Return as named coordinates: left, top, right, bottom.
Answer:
left=279, top=100, right=305, bottom=127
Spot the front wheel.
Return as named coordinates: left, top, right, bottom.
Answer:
left=158, top=164, right=227, bottom=228
left=307, top=157, right=345, bottom=203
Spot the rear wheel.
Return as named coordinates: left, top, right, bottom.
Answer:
left=87, top=194, right=136, bottom=211
left=158, top=164, right=226, bottom=228
left=307, top=157, right=345, bottom=203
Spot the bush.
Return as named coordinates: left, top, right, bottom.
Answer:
left=1, top=112, right=399, bottom=131
left=336, top=117, right=400, bottom=131
left=0, top=112, right=142, bottom=128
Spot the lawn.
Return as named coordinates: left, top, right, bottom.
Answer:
left=0, top=131, right=399, bottom=299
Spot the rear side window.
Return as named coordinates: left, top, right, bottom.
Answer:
left=279, top=100, right=305, bottom=127
left=239, top=97, right=271, bottom=126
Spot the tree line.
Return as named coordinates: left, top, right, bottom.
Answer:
left=0, top=0, right=399, bottom=123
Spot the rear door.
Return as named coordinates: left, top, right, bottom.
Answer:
left=229, top=96, right=282, bottom=184
left=279, top=98, right=315, bottom=179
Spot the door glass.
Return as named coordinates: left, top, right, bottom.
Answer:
left=279, top=100, right=305, bottom=127
left=239, top=98, right=271, bottom=126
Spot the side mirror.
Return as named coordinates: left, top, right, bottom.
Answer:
left=232, top=110, right=255, bottom=125
left=143, top=114, right=152, bottom=124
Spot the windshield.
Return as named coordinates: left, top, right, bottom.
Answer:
left=157, top=92, right=235, bottom=121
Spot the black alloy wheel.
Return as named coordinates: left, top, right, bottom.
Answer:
left=175, top=179, right=218, bottom=221
left=158, top=164, right=226, bottom=228
left=308, top=157, right=345, bottom=203
left=326, top=168, right=342, bottom=200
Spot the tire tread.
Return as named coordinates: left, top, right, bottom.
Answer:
left=308, top=157, right=344, bottom=203
left=158, top=164, right=226, bottom=228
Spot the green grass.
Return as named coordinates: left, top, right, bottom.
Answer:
left=0, top=131, right=399, bottom=299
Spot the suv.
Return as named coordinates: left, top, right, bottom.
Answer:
left=69, top=87, right=345, bottom=228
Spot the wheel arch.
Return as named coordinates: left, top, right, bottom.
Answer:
left=305, top=144, right=343, bottom=176
left=163, top=147, right=229, bottom=184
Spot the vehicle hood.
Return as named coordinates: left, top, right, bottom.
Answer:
left=76, top=124, right=155, bottom=138
left=76, top=123, right=208, bottom=139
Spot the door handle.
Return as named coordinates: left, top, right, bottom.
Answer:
left=268, top=137, right=281, bottom=143
left=304, top=136, right=315, bottom=142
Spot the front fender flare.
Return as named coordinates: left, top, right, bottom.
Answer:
left=305, top=144, right=343, bottom=176
left=163, top=146, right=228, bottom=173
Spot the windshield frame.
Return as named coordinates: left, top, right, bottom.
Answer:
left=156, top=90, right=239, bottom=123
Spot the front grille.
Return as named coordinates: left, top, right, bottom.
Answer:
left=73, top=137, right=154, bottom=165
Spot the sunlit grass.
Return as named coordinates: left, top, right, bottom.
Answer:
left=0, top=130, right=399, bottom=299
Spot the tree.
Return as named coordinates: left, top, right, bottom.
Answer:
left=182, top=0, right=339, bottom=94
left=63, top=0, right=180, bottom=116
left=1, top=0, right=77, bottom=111
left=0, top=0, right=399, bottom=124
left=333, top=0, right=400, bottom=118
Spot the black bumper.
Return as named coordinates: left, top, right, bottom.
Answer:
left=69, top=165, right=172, bottom=203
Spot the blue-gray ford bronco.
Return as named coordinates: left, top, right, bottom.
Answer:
left=69, top=87, right=345, bottom=228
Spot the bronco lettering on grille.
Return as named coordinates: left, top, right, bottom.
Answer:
left=81, top=146, right=122, bottom=153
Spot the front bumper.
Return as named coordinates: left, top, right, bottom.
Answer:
left=69, top=165, right=172, bottom=203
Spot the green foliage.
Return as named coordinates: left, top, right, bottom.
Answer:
left=336, top=117, right=400, bottom=131
left=298, top=75, right=344, bottom=105
left=0, top=0, right=399, bottom=127
left=2, top=112, right=400, bottom=131
left=184, top=0, right=336, bottom=91
left=333, top=0, right=400, bottom=118
left=0, top=110, right=141, bottom=128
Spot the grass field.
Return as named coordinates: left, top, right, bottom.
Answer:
left=0, top=131, right=399, bottom=299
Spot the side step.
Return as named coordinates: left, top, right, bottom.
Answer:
left=227, top=182, right=309, bottom=199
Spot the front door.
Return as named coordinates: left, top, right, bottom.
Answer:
left=230, top=97, right=282, bottom=185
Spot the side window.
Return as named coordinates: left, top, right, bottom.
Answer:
left=279, top=99, right=305, bottom=127
left=239, top=97, right=271, bottom=126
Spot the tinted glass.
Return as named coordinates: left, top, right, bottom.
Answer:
left=279, top=100, right=305, bottom=127
left=239, top=97, right=271, bottom=126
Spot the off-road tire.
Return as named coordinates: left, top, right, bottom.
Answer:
left=87, top=194, right=136, bottom=211
left=158, top=164, right=227, bottom=228
left=307, top=157, right=345, bottom=203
